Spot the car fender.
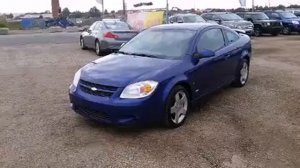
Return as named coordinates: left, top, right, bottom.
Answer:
left=160, top=75, right=192, bottom=103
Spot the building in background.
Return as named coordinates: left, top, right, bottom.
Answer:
left=52, top=0, right=60, bottom=18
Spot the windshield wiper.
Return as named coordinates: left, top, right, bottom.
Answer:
left=130, top=53, right=160, bottom=58
left=117, top=51, right=132, bottom=55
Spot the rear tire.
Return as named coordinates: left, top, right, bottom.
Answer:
left=232, top=59, right=249, bottom=87
left=95, top=40, right=101, bottom=56
left=80, top=37, right=87, bottom=50
left=164, top=86, right=190, bottom=128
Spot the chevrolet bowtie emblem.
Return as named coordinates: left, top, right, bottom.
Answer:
left=91, top=87, right=97, bottom=91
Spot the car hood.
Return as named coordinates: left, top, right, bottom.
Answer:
left=80, top=53, right=180, bottom=87
left=256, top=19, right=280, bottom=23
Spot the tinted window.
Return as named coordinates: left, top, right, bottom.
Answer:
left=119, top=29, right=196, bottom=59
left=104, top=21, right=130, bottom=30
left=252, top=13, right=269, bottom=20
left=225, top=30, right=240, bottom=44
left=202, top=14, right=212, bottom=20
left=197, top=29, right=225, bottom=51
left=280, top=12, right=297, bottom=19
left=219, top=13, right=243, bottom=21
left=183, top=15, right=206, bottom=23
left=211, top=15, right=220, bottom=20
left=271, top=13, right=280, bottom=19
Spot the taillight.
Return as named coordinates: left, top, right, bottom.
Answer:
left=103, top=32, right=119, bottom=39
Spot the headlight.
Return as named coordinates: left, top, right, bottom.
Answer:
left=292, top=21, right=299, bottom=24
left=72, top=69, right=82, bottom=87
left=120, top=81, right=158, bottom=99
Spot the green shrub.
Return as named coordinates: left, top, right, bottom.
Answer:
left=0, top=23, right=7, bottom=28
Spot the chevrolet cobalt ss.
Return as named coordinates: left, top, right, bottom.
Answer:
left=69, top=23, right=252, bottom=128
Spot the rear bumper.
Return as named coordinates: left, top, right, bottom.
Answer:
left=290, top=24, right=300, bottom=32
left=100, top=40, right=127, bottom=50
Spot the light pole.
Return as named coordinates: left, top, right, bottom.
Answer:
left=252, top=0, right=254, bottom=12
left=166, top=0, right=169, bottom=23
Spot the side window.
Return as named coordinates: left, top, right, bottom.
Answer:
left=202, top=14, right=211, bottom=20
left=211, top=15, right=219, bottom=20
left=94, top=22, right=103, bottom=30
left=225, top=30, right=240, bottom=44
left=271, top=13, right=280, bottom=19
left=197, top=29, right=225, bottom=52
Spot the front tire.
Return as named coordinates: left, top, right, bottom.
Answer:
left=282, top=27, right=291, bottom=35
left=254, top=27, right=262, bottom=37
left=164, top=86, right=190, bottom=128
left=232, top=59, right=249, bottom=87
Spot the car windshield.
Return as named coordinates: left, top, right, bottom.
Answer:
left=220, top=13, right=243, bottom=21
left=119, top=29, right=196, bottom=59
left=104, top=21, right=130, bottom=30
left=183, top=15, right=206, bottom=23
left=253, top=13, right=269, bottom=20
left=280, top=12, right=297, bottom=19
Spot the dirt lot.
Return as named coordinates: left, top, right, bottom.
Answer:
left=0, top=34, right=299, bottom=168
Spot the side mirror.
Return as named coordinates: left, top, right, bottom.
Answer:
left=194, top=49, right=215, bottom=59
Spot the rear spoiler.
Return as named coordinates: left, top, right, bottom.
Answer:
left=232, top=29, right=246, bottom=34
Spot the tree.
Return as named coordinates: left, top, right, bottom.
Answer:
left=62, top=8, right=71, bottom=18
left=104, top=9, right=109, bottom=14
left=70, top=11, right=84, bottom=18
left=111, top=10, right=115, bottom=14
left=6, top=13, right=14, bottom=19
left=89, top=6, right=101, bottom=17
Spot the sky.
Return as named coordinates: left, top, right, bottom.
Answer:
left=0, top=0, right=300, bottom=13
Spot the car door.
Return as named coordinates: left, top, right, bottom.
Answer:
left=190, top=28, right=231, bottom=98
left=223, top=29, right=243, bottom=82
left=85, top=22, right=97, bottom=47
left=89, top=22, right=102, bottom=49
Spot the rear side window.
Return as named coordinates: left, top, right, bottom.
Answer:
left=202, top=14, right=212, bottom=20
left=225, top=30, right=240, bottom=44
left=197, top=29, right=225, bottom=51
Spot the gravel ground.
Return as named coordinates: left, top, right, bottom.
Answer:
left=0, top=34, right=299, bottom=168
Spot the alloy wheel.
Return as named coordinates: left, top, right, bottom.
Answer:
left=170, top=90, right=188, bottom=124
left=240, top=62, right=249, bottom=85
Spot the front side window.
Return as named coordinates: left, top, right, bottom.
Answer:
left=197, top=29, right=225, bottom=52
left=225, top=30, right=240, bottom=44
left=89, top=22, right=97, bottom=30
left=119, top=29, right=196, bottom=59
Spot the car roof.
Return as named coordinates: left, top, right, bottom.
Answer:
left=150, top=23, right=217, bottom=31
left=237, top=12, right=264, bottom=14
left=205, top=12, right=233, bottom=15
left=174, top=13, right=198, bottom=16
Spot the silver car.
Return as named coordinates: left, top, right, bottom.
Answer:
left=80, top=19, right=139, bottom=55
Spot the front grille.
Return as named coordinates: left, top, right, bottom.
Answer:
left=270, top=22, right=281, bottom=26
left=76, top=106, right=110, bottom=121
left=79, top=79, right=118, bottom=97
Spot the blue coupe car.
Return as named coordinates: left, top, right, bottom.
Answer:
left=69, top=23, right=252, bottom=128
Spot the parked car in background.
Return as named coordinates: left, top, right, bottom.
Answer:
left=69, top=23, right=252, bottom=128
left=264, top=11, right=300, bottom=35
left=201, top=12, right=254, bottom=35
left=80, top=19, right=139, bottom=56
left=236, top=12, right=283, bottom=36
left=169, top=14, right=206, bottom=23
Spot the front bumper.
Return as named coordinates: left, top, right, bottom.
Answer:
left=69, top=86, right=164, bottom=126
left=289, top=24, right=300, bottom=32
left=261, top=26, right=283, bottom=34
left=243, top=29, right=254, bottom=35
